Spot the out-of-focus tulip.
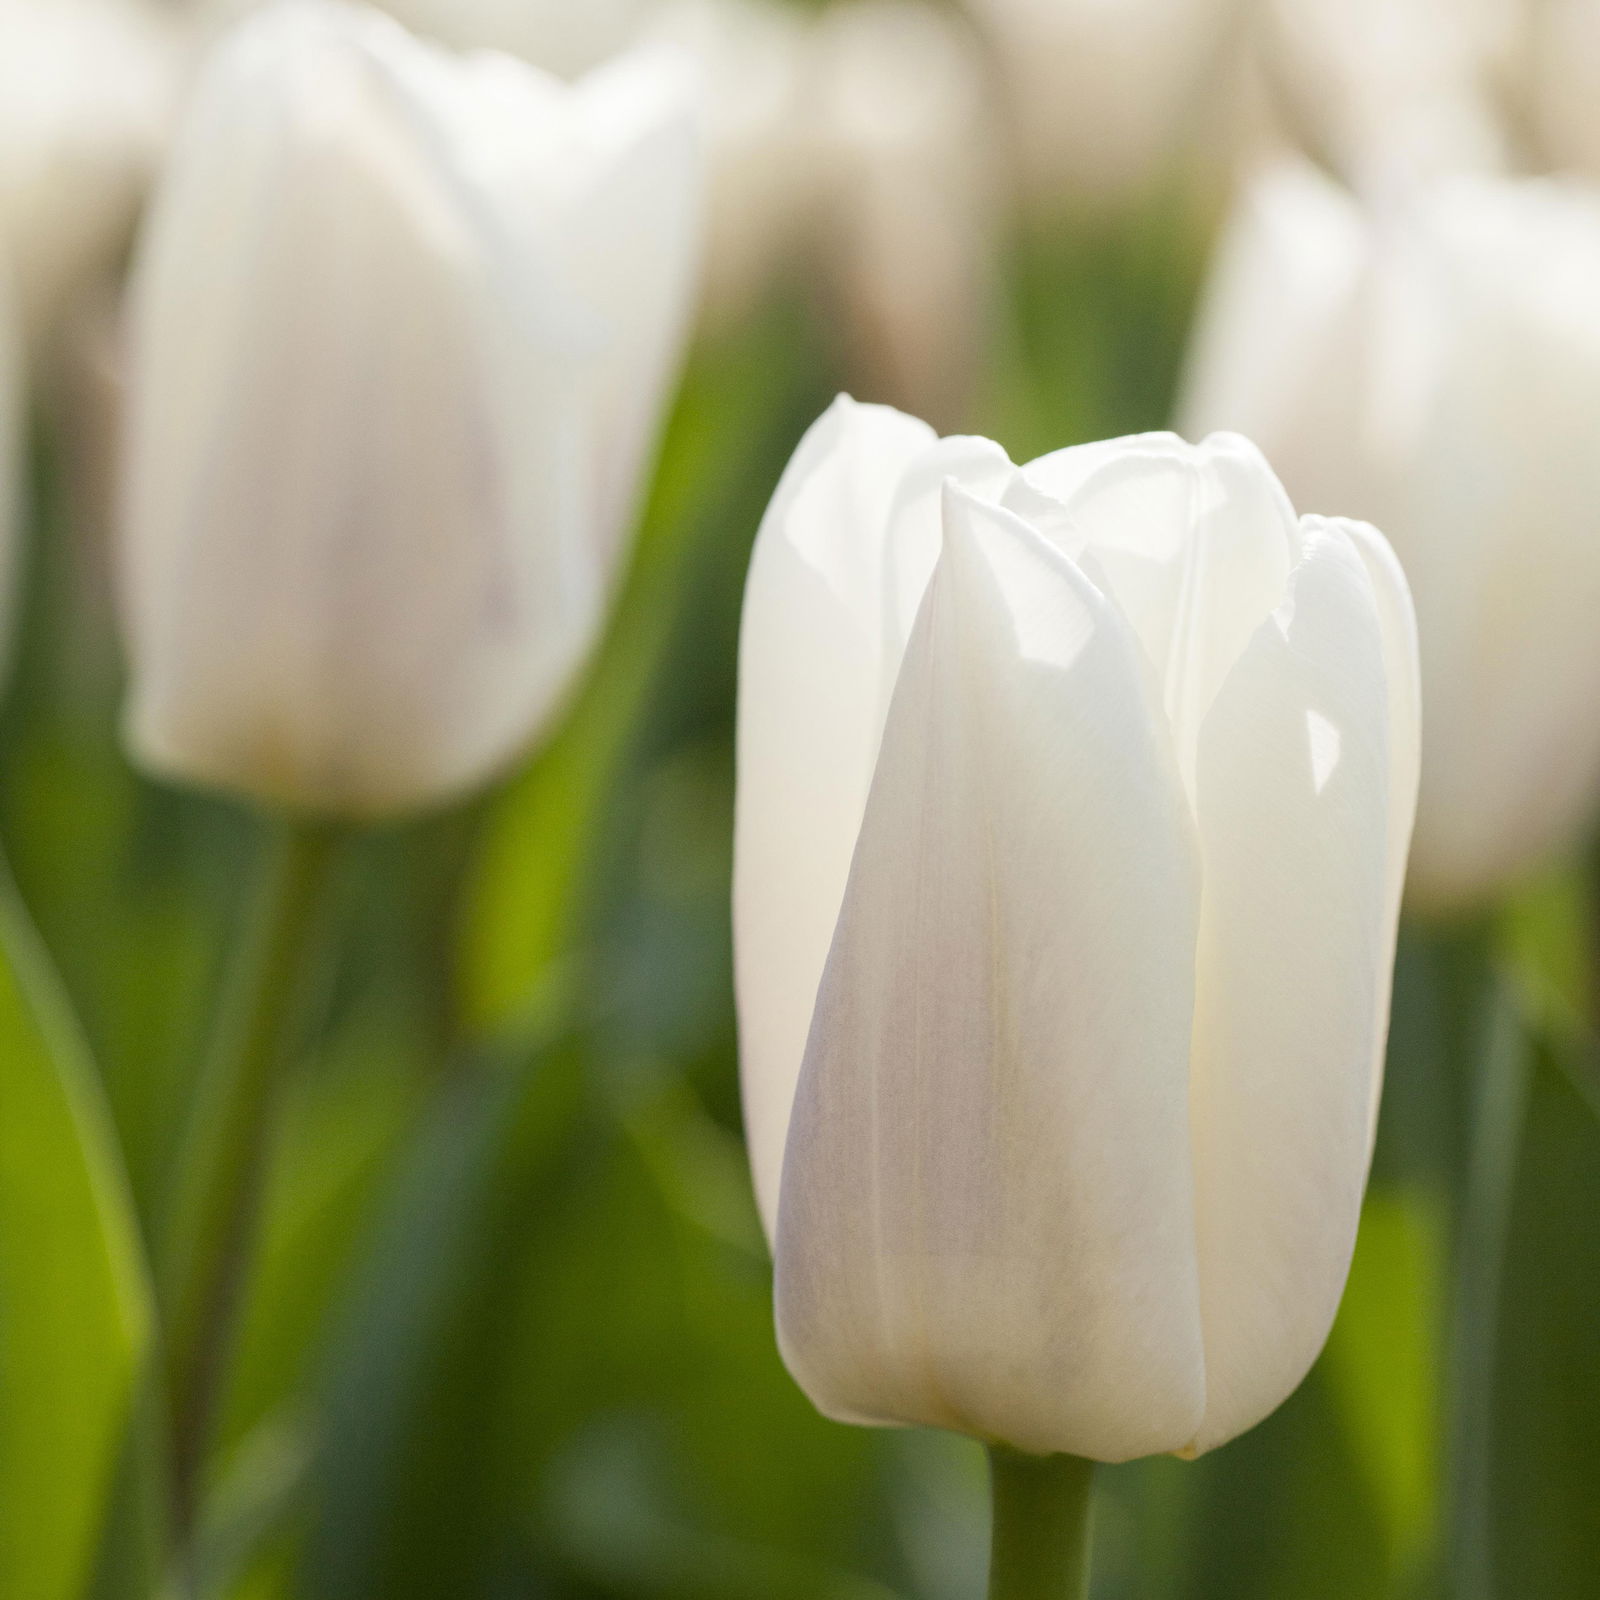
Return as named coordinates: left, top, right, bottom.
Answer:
left=1180, top=159, right=1600, bottom=909
left=1527, top=0, right=1600, bottom=177
left=646, top=0, right=818, bottom=323
left=0, top=0, right=182, bottom=336
left=205, top=0, right=652, bottom=77
left=962, top=0, right=1241, bottom=205
left=376, top=0, right=651, bottom=75
left=1261, top=0, right=1517, bottom=186
left=735, top=397, right=1419, bottom=1459
left=810, top=0, right=998, bottom=424
left=120, top=0, right=701, bottom=817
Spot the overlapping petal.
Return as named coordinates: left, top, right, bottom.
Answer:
left=1186, top=523, right=1395, bottom=1453
left=733, top=396, right=935, bottom=1236
left=1025, top=433, right=1300, bottom=794
left=775, top=487, right=1205, bottom=1460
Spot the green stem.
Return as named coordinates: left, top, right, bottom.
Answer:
left=1444, top=974, right=1530, bottom=1600
left=157, top=819, right=339, bottom=1552
left=986, top=1447, right=1095, bottom=1600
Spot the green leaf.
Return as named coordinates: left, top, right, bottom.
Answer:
left=300, top=1021, right=589, bottom=1600
left=0, top=873, right=152, bottom=1600
left=1489, top=1033, right=1600, bottom=1596
left=1323, top=1186, right=1444, bottom=1582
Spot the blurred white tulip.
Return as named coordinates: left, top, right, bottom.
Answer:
left=120, top=0, right=702, bottom=817
left=1527, top=0, right=1600, bottom=177
left=0, top=0, right=183, bottom=336
left=375, top=0, right=651, bottom=75
left=205, top=0, right=652, bottom=77
left=963, top=0, right=1242, bottom=205
left=810, top=0, right=998, bottom=422
left=1181, top=159, right=1600, bottom=909
left=1261, top=0, right=1517, bottom=187
left=646, top=0, right=819, bottom=322
left=736, top=397, right=1419, bottom=1459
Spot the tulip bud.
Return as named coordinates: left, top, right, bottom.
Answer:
left=120, top=0, right=702, bottom=817
left=1180, top=158, right=1600, bottom=909
left=735, top=398, right=1419, bottom=1459
left=0, top=0, right=182, bottom=338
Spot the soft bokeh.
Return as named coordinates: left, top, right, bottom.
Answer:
left=0, top=1, right=1596, bottom=1599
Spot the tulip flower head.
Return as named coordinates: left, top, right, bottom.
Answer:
left=735, top=399, right=1419, bottom=1460
left=1181, top=159, right=1600, bottom=909
left=120, top=0, right=702, bottom=817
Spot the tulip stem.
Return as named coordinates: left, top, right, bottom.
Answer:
left=158, top=818, right=340, bottom=1553
left=1444, top=973, right=1530, bottom=1600
left=986, top=1447, right=1095, bottom=1600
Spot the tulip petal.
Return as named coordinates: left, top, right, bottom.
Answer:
left=1187, top=522, right=1396, bottom=1454
left=880, top=433, right=1017, bottom=663
left=1317, top=516, right=1421, bottom=1140
left=774, top=486, right=1206, bottom=1462
left=733, top=396, right=936, bottom=1239
left=1024, top=433, right=1300, bottom=796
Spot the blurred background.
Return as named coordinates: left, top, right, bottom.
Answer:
left=2, top=0, right=1599, bottom=1597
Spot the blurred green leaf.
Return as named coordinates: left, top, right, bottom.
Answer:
left=1488, top=1031, right=1600, bottom=1597
left=1503, top=860, right=1594, bottom=1031
left=300, top=1019, right=591, bottom=1600
left=1170, top=1365, right=1389, bottom=1600
left=1324, top=1188, right=1444, bottom=1583
left=0, top=869, right=152, bottom=1600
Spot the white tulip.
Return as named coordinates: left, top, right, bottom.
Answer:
left=1261, top=0, right=1517, bottom=187
left=961, top=0, right=1241, bottom=204
left=120, top=0, right=702, bottom=817
left=1180, top=159, right=1600, bottom=909
left=1528, top=0, right=1600, bottom=178
left=0, top=0, right=182, bottom=336
left=646, top=0, right=819, bottom=323
left=735, top=397, right=1419, bottom=1459
left=809, top=0, right=998, bottom=423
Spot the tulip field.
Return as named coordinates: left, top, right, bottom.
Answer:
left=2, top=2, right=1599, bottom=1599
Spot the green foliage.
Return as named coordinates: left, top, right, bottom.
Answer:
left=0, top=185, right=1597, bottom=1600
left=1490, top=1035, right=1600, bottom=1596
left=0, top=871, right=151, bottom=1600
